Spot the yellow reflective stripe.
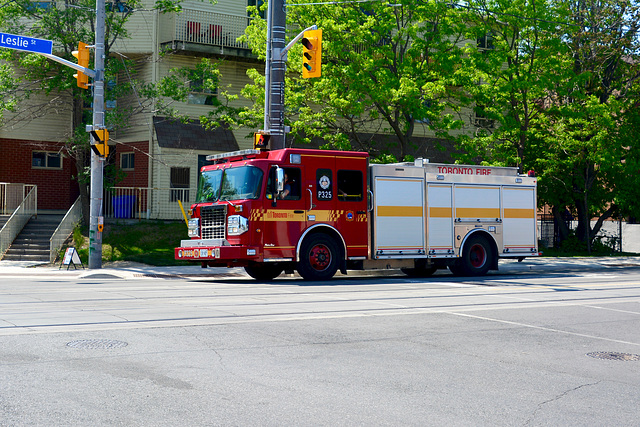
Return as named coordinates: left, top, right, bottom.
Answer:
left=377, top=206, right=423, bottom=217
left=429, top=207, right=452, bottom=218
left=504, top=208, right=535, bottom=219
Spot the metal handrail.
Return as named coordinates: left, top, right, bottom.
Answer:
left=49, top=196, right=82, bottom=263
left=0, top=186, right=38, bottom=259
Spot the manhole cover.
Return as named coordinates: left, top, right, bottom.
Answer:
left=586, top=352, right=640, bottom=361
left=66, top=339, right=128, bottom=349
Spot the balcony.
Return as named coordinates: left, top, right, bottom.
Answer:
left=162, top=9, right=255, bottom=59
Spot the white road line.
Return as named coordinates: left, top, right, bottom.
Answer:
left=447, top=311, right=640, bottom=347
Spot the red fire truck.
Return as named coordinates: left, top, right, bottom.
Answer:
left=175, top=148, right=538, bottom=280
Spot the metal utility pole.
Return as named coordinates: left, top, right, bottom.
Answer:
left=264, top=0, right=287, bottom=149
left=88, top=0, right=106, bottom=269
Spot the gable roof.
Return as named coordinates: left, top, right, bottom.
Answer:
left=153, top=116, right=239, bottom=151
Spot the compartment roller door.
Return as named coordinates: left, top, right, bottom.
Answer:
left=427, top=184, right=454, bottom=255
left=373, top=177, right=425, bottom=258
left=502, top=186, right=537, bottom=253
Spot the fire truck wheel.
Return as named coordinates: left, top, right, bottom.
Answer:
left=456, top=234, right=494, bottom=276
left=244, top=263, right=284, bottom=281
left=297, top=234, right=340, bottom=281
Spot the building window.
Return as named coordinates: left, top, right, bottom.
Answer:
left=121, top=152, right=134, bottom=170
left=170, top=167, right=190, bottom=202
left=188, top=78, right=217, bottom=105
left=248, top=0, right=266, bottom=19
left=474, top=105, right=495, bottom=129
left=27, top=1, right=55, bottom=10
left=477, top=32, right=495, bottom=50
left=32, top=151, right=62, bottom=169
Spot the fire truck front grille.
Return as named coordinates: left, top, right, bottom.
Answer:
left=201, top=205, right=227, bottom=240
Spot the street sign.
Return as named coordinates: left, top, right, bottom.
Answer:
left=0, top=32, right=53, bottom=55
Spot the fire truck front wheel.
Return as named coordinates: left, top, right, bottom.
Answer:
left=297, top=234, right=341, bottom=281
left=244, top=263, right=284, bottom=281
left=451, top=234, right=494, bottom=276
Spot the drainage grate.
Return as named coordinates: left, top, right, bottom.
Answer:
left=66, top=339, right=128, bottom=350
left=586, top=352, right=640, bottom=361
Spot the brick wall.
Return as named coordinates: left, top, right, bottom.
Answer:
left=115, top=141, right=149, bottom=188
left=0, top=138, right=79, bottom=210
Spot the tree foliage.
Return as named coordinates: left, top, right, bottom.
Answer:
left=458, top=0, right=640, bottom=248
left=244, top=1, right=473, bottom=160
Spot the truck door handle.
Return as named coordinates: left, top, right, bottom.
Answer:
left=307, top=188, right=314, bottom=211
left=294, top=210, right=304, bottom=214
left=368, top=190, right=374, bottom=212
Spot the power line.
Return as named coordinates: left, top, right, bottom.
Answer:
left=287, top=0, right=385, bottom=6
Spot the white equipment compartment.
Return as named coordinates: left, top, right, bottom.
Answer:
left=373, top=176, right=425, bottom=258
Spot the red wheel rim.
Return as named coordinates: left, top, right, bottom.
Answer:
left=308, top=244, right=331, bottom=271
left=469, top=244, right=487, bottom=268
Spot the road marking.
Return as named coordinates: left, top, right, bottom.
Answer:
left=583, top=305, right=640, bottom=315
left=447, top=311, right=640, bottom=347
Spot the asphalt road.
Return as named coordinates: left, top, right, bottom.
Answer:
left=1, top=258, right=639, bottom=426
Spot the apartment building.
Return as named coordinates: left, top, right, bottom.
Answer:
left=1, top=0, right=482, bottom=215
left=0, top=0, right=261, bottom=213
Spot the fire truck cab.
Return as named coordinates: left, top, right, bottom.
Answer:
left=175, top=148, right=538, bottom=281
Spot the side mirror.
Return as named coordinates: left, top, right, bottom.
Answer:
left=276, top=167, right=285, bottom=194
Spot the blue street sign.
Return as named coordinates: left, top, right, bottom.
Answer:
left=0, top=32, right=53, bottom=55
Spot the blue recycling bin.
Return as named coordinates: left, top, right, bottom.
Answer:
left=113, top=195, right=136, bottom=219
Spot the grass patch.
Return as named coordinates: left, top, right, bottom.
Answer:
left=68, top=220, right=192, bottom=266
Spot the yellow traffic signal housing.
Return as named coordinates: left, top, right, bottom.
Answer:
left=72, top=42, right=90, bottom=89
left=301, top=29, right=322, bottom=78
left=90, top=129, right=109, bottom=157
left=253, top=132, right=270, bottom=150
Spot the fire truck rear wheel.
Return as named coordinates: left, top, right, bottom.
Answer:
left=454, top=234, right=494, bottom=276
left=297, top=234, right=340, bottom=281
left=244, top=263, right=284, bottom=281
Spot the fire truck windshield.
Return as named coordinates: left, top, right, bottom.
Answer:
left=197, top=166, right=263, bottom=202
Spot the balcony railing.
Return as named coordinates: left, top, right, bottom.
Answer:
left=172, top=9, right=250, bottom=51
left=1, top=183, right=37, bottom=215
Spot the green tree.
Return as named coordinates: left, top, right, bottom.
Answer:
left=458, top=0, right=640, bottom=249
left=243, top=1, right=471, bottom=160
left=456, top=0, right=570, bottom=170
left=533, top=0, right=640, bottom=249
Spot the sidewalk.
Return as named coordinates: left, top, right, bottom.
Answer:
left=2, top=256, right=640, bottom=281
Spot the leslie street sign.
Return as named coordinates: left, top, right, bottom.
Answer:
left=0, top=32, right=53, bottom=55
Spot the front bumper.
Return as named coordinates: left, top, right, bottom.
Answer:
left=174, top=239, right=260, bottom=262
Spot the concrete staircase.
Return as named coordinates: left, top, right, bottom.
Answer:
left=1, top=214, right=64, bottom=262
left=0, top=215, right=9, bottom=230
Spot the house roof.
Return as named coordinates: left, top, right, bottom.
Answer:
left=153, top=116, right=239, bottom=152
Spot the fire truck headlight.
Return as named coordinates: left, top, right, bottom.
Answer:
left=227, top=215, right=248, bottom=236
left=187, top=218, right=200, bottom=237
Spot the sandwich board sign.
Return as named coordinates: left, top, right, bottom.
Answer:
left=61, top=247, right=84, bottom=270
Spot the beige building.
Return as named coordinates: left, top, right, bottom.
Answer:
left=1, top=0, right=482, bottom=217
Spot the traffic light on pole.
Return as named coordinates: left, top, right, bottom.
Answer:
left=72, top=42, right=90, bottom=89
left=90, top=129, right=109, bottom=157
left=301, top=29, right=322, bottom=78
left=253, top=132, right=270, bottom=150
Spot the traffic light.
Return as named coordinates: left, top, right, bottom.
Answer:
left=301, top=29, right=322, bottom=78
left=90, top=129, right=109, bottom=157
left=254, top=132, right=270, bottom=150
left=72, top=42, right=90, bottom=89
